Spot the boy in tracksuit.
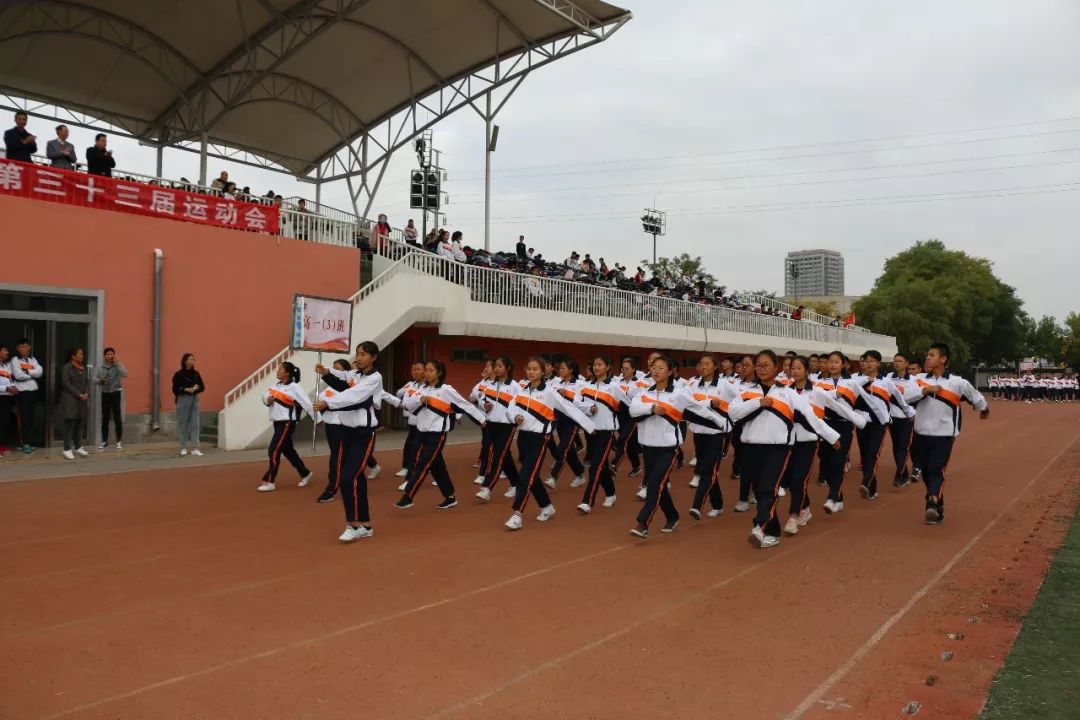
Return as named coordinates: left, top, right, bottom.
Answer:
left=12, top=339, right=43, bottom=453
left=909, top=343, right=989, bottom=525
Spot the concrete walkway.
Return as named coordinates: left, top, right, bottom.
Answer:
left=0, top=424, right=484, bottom=483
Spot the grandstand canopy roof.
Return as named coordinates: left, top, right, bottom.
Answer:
left=0, top=0, right=631, bottom=177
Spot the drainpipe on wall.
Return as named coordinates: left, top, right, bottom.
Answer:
left=151, top=249, right=164, bottom=431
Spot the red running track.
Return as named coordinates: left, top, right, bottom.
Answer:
left=1, top=402, right=1078, bottom=719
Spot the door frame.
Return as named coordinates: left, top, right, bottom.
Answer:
left=0, top=283, right=105, bottom=447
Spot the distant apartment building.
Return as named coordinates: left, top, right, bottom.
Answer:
left=785, top=249, right=844, bottom=298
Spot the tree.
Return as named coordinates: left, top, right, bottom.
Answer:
left=1026, top=315, right=1065, bottom=364
left=1062, top=312, right=1080, bottom=369
left=852, top=240, right=1027, bottom=369
left=640, top=253, right=718, bottom=287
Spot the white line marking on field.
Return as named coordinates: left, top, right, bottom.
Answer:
left=784, top=437, right=1075, bottom=720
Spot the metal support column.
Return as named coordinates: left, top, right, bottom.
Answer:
left=484, top=93, right=493, bottom=252
left=155, top=144, right=164, bottom=178
left=198, top=132, right=208, bottom=186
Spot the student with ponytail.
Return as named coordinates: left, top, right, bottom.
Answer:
left=503, top=356, right=595, bottom=531
left=544, top=358, right=587, bottom=489
left=475, top=356, right=522, bottom=502
left=314, top=359, right=353, bottom=503
left=574, top=354, right=631, bottom=513
left=609, top=357, right=645, bottom=478
left=256, top=361, right=314, bottom=492
left=815, top=350, right=875, bottom=515
left=686, top=353, right=743, bottom=520
left=398, top=360, right=486, bottom=510
left=469, top=359, right=495, bottom=483
left=313, top=341, right=383, bottom=542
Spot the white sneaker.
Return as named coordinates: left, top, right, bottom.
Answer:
left=778, top=486, right=787, bottom=497
left=115, top=442, right=122, bottom=451
left=505, top=513, right=523, bottom=531
left=98, top=442, right=107, bottom=450
left=602, top=495, right=617, bottom=508
left=395, top=468, right=409, bottom=477
left=749, top=494, right=758, bottom=505
left=784, top=516, right=799, bottom=536
left=397, top=481, right=408, bottom=492
left=636, top=486, right=647, bottom=500
left=734, top=500, right=750, bottom=512
left=749, top=526, right=766, bottom=547
left=823, top=499, right=836, bottom=514
left=689, top=475, right=700, bottom=488
left=257, top=482, right=275, bottom=492
left=798, top=508, right=813, bottom=526
left=544, top=477, right=556, bottom=490
left=180, top=448, right=188, bottom=456
left=338, top=525, right=373, bottom=543
left=706, top=508, right=723, bottom=518
left=75, top=448, right=89, bottom=456
left=366, top=464, right=381, bottom=480
left=570, top=475, right=586, bottom=488
left=499, top=472, right=507, bottom=480
left=536, top=505, right=556, bottom=522
left=298, top=472, right=313, bottom=487
left=62, top=450, right=75, bottom=460
left=192, top=449, right=204, bottom=457
left=475, top=487, right=492, bottom=501
left=576, top=502, right=592, bottom=514
left=760, top=533, right=780, bottom=548
left=473, top=475, right=485, bottom=485
left=833, top=501, right=844, bottom=513
left=690, top=456, right=698, bottom=467
left=503, top=486, right=516, bottom=498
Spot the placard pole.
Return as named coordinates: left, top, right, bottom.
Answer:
left=312, top=351, right=322, bottom=452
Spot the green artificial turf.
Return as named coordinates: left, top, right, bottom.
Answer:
left=980, top=508, right=1080, bottom=719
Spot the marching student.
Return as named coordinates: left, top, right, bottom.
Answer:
left=720, top=355, right=739, bottom=382
left=729, top=350, right=841, bottom=549
left=907, top=358, right=925, bottom=482
left=395, top=361, right=426, bottom=479
left=609, top=357, right=645, bottom=478
left=852, top=350, right=913, bottom=500
left=575, top=354, right=631, bottom=513
left=815, top=350, right=875, bottom=514
left=256, top=361, right=314, bottom=492
left=808, top=354, right=822, bottom=380
left=686, top=353, right=743, bottom=520
left=469, top=360, right=495, bottom=483
left=783, top=356, right=867, bottom=535
left=730, top=353, right=759, bottom=507
left=312, top=341, right=383, bottom=543
left=544, top=358, right=587, bottom=489
left=397, top=360, right=486, bottom=510
left=886, top=352, right=922, bottom=487
left=909, top=343, right=989, bottom=525
left=314, top=359, right=355, bottom=503
left=320, top=356, right=387, bottom=479
left=504, top=356, right=595, bottom=530
left=11, top=338, right=43, bottom=453
left=627, top=355, right=711, bottom=539
left=475, top=357, right=522, bottom=501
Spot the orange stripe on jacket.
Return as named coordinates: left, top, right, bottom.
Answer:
left=426, top=396, right=454, bottom=415
left=693, top=392, right=730, bottom=414
left=764, top=397, right=794, bottom=423
left=641, top=395, right=684, bottom=422
left=870, top=385, right=891, bottom=403
left=515, top=395, right=556, bottom=422
left=581, top=387, right=619, bottom=411
left=268, top=388, right=296, bottom=406
left=834, top=385, right=857, bottom=406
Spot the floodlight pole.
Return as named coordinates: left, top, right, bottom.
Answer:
left=652, top=232, right=658, bottom=265
left=484, top=93, right=492, bottom=252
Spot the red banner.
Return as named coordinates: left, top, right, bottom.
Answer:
left=0, top=159, right=280, bottom=234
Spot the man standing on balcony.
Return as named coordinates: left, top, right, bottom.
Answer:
left=47, top=125, right=77, bottom=170
left=211, top=170, right=229, bottom=192
left=516, top=235, right=527, bottom=263
left=86, top=134, right=115, bottom=177
left=4, top=111, right=36, bottom=162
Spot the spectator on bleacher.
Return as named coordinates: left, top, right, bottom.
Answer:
left=436, top=230, right=453, bottom=260
left=633, top=267, right=644, bottom=283
left=4, top=111, right=36, bottom=163
left=241, top=186, right=251, bottom=198
left=792, top=305, right=804, bottom=321
left=373, top=213, right=391, bottom=253
left=516, top=235, right=527, bottom=262
left=582, top=253, right=596, bottom=273
left=844, top=311, right=856, bottom=328
left=451, top=231, right=467, bottom=262
left=404, top=218, right=419, bottom=245
left=86, top=134, right=115, bottom=177
left=211, top=171, right=229, bottom=192
left=222, top=182, right=237, bottom=200
left=565, top=252, right=581, bottom=270
left=46, top=125, right=77, bottom=170
left=527, top=247, right=535, bottom=262
left=599, top=257, right=609, bottom=276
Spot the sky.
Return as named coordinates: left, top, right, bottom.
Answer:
left=48, top=0, right=1080, bottom=321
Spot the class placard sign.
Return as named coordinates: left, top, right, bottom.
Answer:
left=291, top=295, right=352, bottom=352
